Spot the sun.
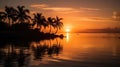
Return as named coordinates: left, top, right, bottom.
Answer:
left=65, top=28, right=70, bottom=33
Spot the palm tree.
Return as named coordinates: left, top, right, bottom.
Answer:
left=33, top=13, right=46, bottom=32
left=5, top=6, right=12, bottom=24
left=54, top=16, right=63, bottom=34
left=42, top=16, right=48, bottom=32
left=0, top=12, right=8, bottom=30
left=16, top=6, right=31, bottom=23
left=0, top=12, right=6, bottom=22
left=5, top=6, right=17, bottom=25
left=9, top=7, right=18, bottom=24
left=47, top=17, right=55, bottom=33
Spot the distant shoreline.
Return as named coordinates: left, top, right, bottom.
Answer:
left=76, top=32, right=120, bottom=33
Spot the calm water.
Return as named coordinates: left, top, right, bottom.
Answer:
left=0, top=33, right=120, bottom=67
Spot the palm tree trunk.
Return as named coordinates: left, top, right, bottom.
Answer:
left=8, top=18, right=10, bottom=25
left=8, top=18, right=11, bottom=31
left=49, top=25, right=51, bottom=33
left=55, top=27, right=58, bottom=34
left=39, top=25, right=42, bottom=32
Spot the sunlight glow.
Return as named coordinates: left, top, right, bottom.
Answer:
left=66, top=33, right=69, bottom=42
left=66, top=28, right=70, bottom=33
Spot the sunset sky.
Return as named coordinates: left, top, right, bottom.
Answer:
left=0, top=0, right=120, bottom=32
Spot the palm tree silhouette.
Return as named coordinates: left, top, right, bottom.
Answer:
left=33, top=13, right=46, bottom=32
left=42, top=16, right=48, bottom=32
left=47, top=17, right=55, bottom=33
left=5, top=6, right=17, bottom=25
left=16, top=6, right=31, bottom=23
left=0, top=12, right=9, bottom=31
left=54, top=16, right=63, bottom=34
left=9, top=8, right=17, bottom=24
left=0, top=5, right=64, bottom=38
left=5, top=6, right=12, bottom=24
left=0, top=12, right=6, bottom=22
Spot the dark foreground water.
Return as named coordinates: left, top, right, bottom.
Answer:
left=0, top=33, right=120, bottom=67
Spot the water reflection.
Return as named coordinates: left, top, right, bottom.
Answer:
left=61, top=33, right=120, bottom=67
left=0, top=33, right=120, bottom=67
left=0, top=39, right=63, bottom=67
left=31, top=42, right=63, bottom=60
left=66, top=33, right=69, bottom=42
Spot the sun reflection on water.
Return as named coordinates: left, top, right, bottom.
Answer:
left=66, top=33, right=69, bottom=42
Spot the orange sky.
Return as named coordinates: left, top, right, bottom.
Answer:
left=0, top=0, right=120, bottom=32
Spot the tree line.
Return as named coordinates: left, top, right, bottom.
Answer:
left=0, top=6, right=63, bottom=34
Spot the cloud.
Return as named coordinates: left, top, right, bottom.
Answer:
left=90, top=17, right=111, bottom=21
left=30, top=4, right=48, bottom=8
left=30, top=3, right=81, bottom=13
left=43, top=7, right=81, bottom=13
left=78, top=17, right=96, bottom=21
left=57, top=10, right=81, bottom=14
left=43, top=7, right=74, bottom=11
left=72, top=17, right=112, bottom=22
left=30, top=4, right=100, bottom=15
left=112, top=11, right=120, bottom=21
left=80, top=7, right=100, bottom=11
left=41, top=7, right=100, bottom=14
